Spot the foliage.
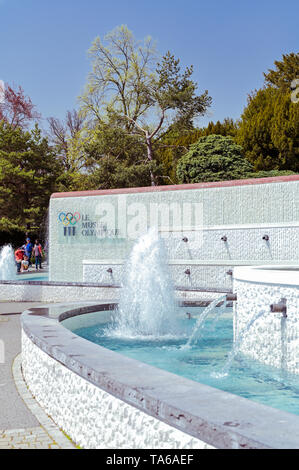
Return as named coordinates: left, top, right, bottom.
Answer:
left=0, top=122, right=61, bottom=233
left=80, top=25, right=211, bottom=185
left=82, top=123, right=164, bottom=188
left=197, top=118, right=238, bottom=138
left=0, top=82, right=40, bottom=129
left=88, top=156, right=161, bottom=189
left=247, top=170, right=295, bottom=178
left=47, top=109, right=86, bottom=172
left=264, top=52, right=299, bottom=91
left=155, top=118, right=238, bottom=183
left=236, top=86, right=299, bottom=171
left=176, top=134, right=253, bottom=183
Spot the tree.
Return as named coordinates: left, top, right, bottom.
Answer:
left=264, top=52, right=299, bottom=91
left=236, top=52, right=299, bottom=171
left=47, top=109, right=85, bottom=172
left=237, top=86, right=299, bottom=171
left=197, top=118, right=238, bottom=137
left=82, top=123, right=164, bottom=189
left=0, top=122, right=61, bottom=233
left=155, top=118, right=238, bottom=184
left=88, top=156, right=160, bottom=189
left=80, top=25, right=211, bottom=185
left=0, top=82, right=40, bottom=129
left=176, top=134, right=253, bottom=183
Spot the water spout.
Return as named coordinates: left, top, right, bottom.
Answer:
left=226, top=293, right=237, bottom=301
left=270, top=298, right=287, bottom=318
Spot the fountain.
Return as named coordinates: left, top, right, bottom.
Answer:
left=106, top=228, right=180, bottom=339
left=0, top=245, right=16, bottom=280
left=16, top=175, right=299, bottom=448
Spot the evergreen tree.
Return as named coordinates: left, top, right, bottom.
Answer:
left=237, top=52, right=299, bottom=171
left=0, top=122, right=60, bottom=233
left=176, top=134, right=253, bottom=183
left=237, top=86, right=299, bottom=171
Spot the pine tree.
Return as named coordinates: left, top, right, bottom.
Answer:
left=0, top=122, right=61, bottom=233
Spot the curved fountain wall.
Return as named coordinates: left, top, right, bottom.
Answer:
left=21, top=303, right=299, bottom=449
left=233, top=266, right=299, bottom=374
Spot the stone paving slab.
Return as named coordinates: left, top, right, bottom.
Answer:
left=0, top=427, right=60, bottom=449
left=0, top=301, right=77, bottom=449
left=5, top=354, right=77, bottom=449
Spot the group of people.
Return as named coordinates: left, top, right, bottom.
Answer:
left=14, top=238, right=43, bottom=273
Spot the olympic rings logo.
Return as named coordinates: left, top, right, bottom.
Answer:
left=58, top=212, right=81, bottom=226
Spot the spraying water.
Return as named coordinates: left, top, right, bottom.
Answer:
left=213, top=308, right=268, bottom=378
left=182, top=295, right=228, bottom=349
left=105, top=228, right=180, bottom=339
left=0, top=245, right=16, bottom=280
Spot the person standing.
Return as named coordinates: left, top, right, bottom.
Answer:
left=23, top=238, right=33, bottom=266
left=33, top=240, right=42, bottom=270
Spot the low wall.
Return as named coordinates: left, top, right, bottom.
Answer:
left=83, top=259, right=235, bottom=291
left=233, top=266, right=299, bottom=374
left=21, top=302, right=299, bottom=449
left=0, top=280, right=228, bottom=303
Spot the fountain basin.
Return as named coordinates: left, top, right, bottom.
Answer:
left=233, top=266, right=299, bottom=374
left=21, top=302, right=299, bottom=449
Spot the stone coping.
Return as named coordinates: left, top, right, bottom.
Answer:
left=83, top=259, right=299, bottom=267
left=234, top=265, right=299, bottom=286
left=21, top=301, right=299, bottom=449
left=51, top=174, right=299, bottom=199
left=0, top=279, right=231, bottom=294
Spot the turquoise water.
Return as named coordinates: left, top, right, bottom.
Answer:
left=68, top=306, right=299, bottom=416
left=15, top=272, right=48, bottom=281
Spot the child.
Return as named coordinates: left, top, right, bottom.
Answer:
left=21, top=255, right=29, bottom=272
left=15, top=247, right=24, bottom=273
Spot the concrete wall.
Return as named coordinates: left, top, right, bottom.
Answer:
left=49, top=175, right=299, bottom=288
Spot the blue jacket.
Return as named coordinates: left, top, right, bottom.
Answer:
left=24, top=242, right=33, bottom=257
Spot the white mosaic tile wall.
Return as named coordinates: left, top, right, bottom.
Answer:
left=22, top=331, right=214, bottom=449
left=83, top=260, right=234, bottom=291
left=0, top=283, right=119, bottom=302
left=49, top=180, right=299, bottom=285
left=233, top=268, right=299, bottom=374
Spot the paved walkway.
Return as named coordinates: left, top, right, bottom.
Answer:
left=0, top=302, right=77, bottom=449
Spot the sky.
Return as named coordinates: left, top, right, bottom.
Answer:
left=0, top=0, right=298, bottom=131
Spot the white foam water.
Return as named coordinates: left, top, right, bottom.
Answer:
left=0, top=245, right=16, bottom=280
left=105, top=228, right=180, bottom=339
